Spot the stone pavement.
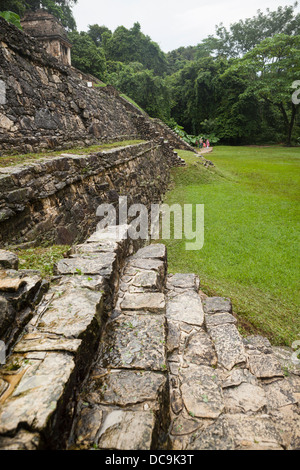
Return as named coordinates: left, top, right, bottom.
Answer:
left=0, top=241, right=299, bottom=450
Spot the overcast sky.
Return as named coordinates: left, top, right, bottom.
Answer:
left=72, top=0, right=300, bottom=52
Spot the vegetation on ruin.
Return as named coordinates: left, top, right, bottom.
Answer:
left=0, top=140, right=146, bottom=167
left=160, top=146, right=300, bottom=346
left=3, top=1, right=300, bottom=144
left=11, top=245, right=70, bottom=277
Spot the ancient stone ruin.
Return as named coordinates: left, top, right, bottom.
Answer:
left=20, top=10, right=72, bottom=66
left=0, top=17, right=299, bottom=451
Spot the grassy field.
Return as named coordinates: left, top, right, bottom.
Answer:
left=160, top=145, right=300, bottom=346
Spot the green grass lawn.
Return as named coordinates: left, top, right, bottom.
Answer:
left=160, top=145, right=300, bottom=346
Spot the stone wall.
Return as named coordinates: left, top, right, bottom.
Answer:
left=0, top=140, right=176, bottom=248
left=0, top=18, right=191, bottom=155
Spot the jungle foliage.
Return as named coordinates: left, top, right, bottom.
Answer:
left=2, top=0, right=300, bottom=144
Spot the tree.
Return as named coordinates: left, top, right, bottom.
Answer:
left=88, top=24, right=112, bottom=47
left=224, top=34, right=300, bottom=145
left=213, top=3, right=300, bottom=57
left=107, top=62, right=172, bottom=121
left=68, top=31, right=106, bottom=80
left=104, top=23, right=168, bottom=75
left=168, top=57, right=228, bottom=135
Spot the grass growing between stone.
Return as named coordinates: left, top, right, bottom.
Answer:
left=161, top=145, right=300, bottom=346
left=12, top=245, right=70, bottom=278
left=0, top=140, right=146, bottom=168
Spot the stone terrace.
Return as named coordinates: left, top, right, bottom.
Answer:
left=0, top=231, right=299, bottom=450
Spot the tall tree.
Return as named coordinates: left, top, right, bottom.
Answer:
left=107, top=62, right=172, bottom=121
left=88, top=24, right=112, bottom=48
left=68, top=31, right=106, bottom=79
left=104, top=22, right=168, bottom=75
left=224, top=34, right=300, bottom=145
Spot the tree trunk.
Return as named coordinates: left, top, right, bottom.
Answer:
left=278, top=102, right=298, bottom=146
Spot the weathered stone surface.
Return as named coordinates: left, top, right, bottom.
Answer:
left=207, top=323, right=246, bottom=370
left=0, top=250, right=19, bottom=270
left=97, top=410, right=155, bottom=450
left=0, top=277, right=26, bottom=292
left=188, top=417, right=234, bottom=451
left=171, top=414, right=203, bottom=436
left=171, top=389, right=184, bottom=415
left=0, top=378, right=8, bottom=397
left=262, top=376, right=299, bottom=409
left=55, top=252, right=117, bottom=277
left=127, top=258, right=165, bottom=275
left=166, top=321, right=181, bottom=355
left=87, top=225, right=130, bottom=244
left=272, top=345, right=300, bottom=376
left=132, top=270, right=160, bottom=290
left=221, top=368, right=257, bottom=389
left=120, top=292, right=165, bottom=313
left=0, top=352, right=75, bottom=434
left=70, top=241, right=119, bottom=254
left=205, top=313, right=237, bottom=327
left=247, top=353, right=284, bottom=379
left=225, top=414, right=284, bottom=450
left=73, top=405, right=103, bottom=448
left=244, top=335, right=273, bottom=353
left=223, top=382, right=267, bottom=413
left=203, top=297, right=232, bottom=314
left=0, top=430, right=40, bottom=450
left=13, top=333, right=82, bottom=354
left=183, top=329, right=217, bottom=367
left=268, top=406, right=300, bottom=450
left=29, top=280, right=103, bottom=339
left=166, top=292, right=204, bottom=327
left=132, top=244, right=167, bottom=260
left=98, top=314, right=166, bottom=371
left=167, top=273, right=199, bottom=292
left=86, top=369, right=166, bottom=407
left=179, top=365, right=224, bottom=419
left=0, top=295, right=14, bottom=337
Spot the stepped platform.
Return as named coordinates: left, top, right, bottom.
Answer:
left=0, top=233, right=299, bottom=450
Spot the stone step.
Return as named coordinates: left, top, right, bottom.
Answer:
left=0, top=224, right=134, bottom=450
left=69, top=243, right=169, bottom=451
left=0, top=242, right=299, bottom=450
left=166, top=281, right=300, bottom=451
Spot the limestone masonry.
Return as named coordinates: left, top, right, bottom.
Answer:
left=0, top=17, right=299, bottom=451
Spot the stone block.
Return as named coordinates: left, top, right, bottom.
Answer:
left=0, top=250, right=19, bottom=270
left=55, top=252, right=117, bottom=277
left=29, top=280, right=103, bottom=339
left=166, top=292, right=204, bottom=327
left=203, top=297, right=232, bottom=314
left=207, top=323, right=246, bottom=370
left=98, top=410, right=155, bottom=450
left=179, top=364, right=224, bottom=419
left=120, top=292, right=165, bottom=313
left=0, top=352, right=75, bottom=435
left=98, top=314, right=166, bottom=371
left=87, top=369, right=166, bottom=408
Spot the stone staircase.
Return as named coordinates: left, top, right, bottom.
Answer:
left=0, top=236, right=299, bottom=450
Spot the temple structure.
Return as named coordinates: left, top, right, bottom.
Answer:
left=21, top=9, right=72, bottom=66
